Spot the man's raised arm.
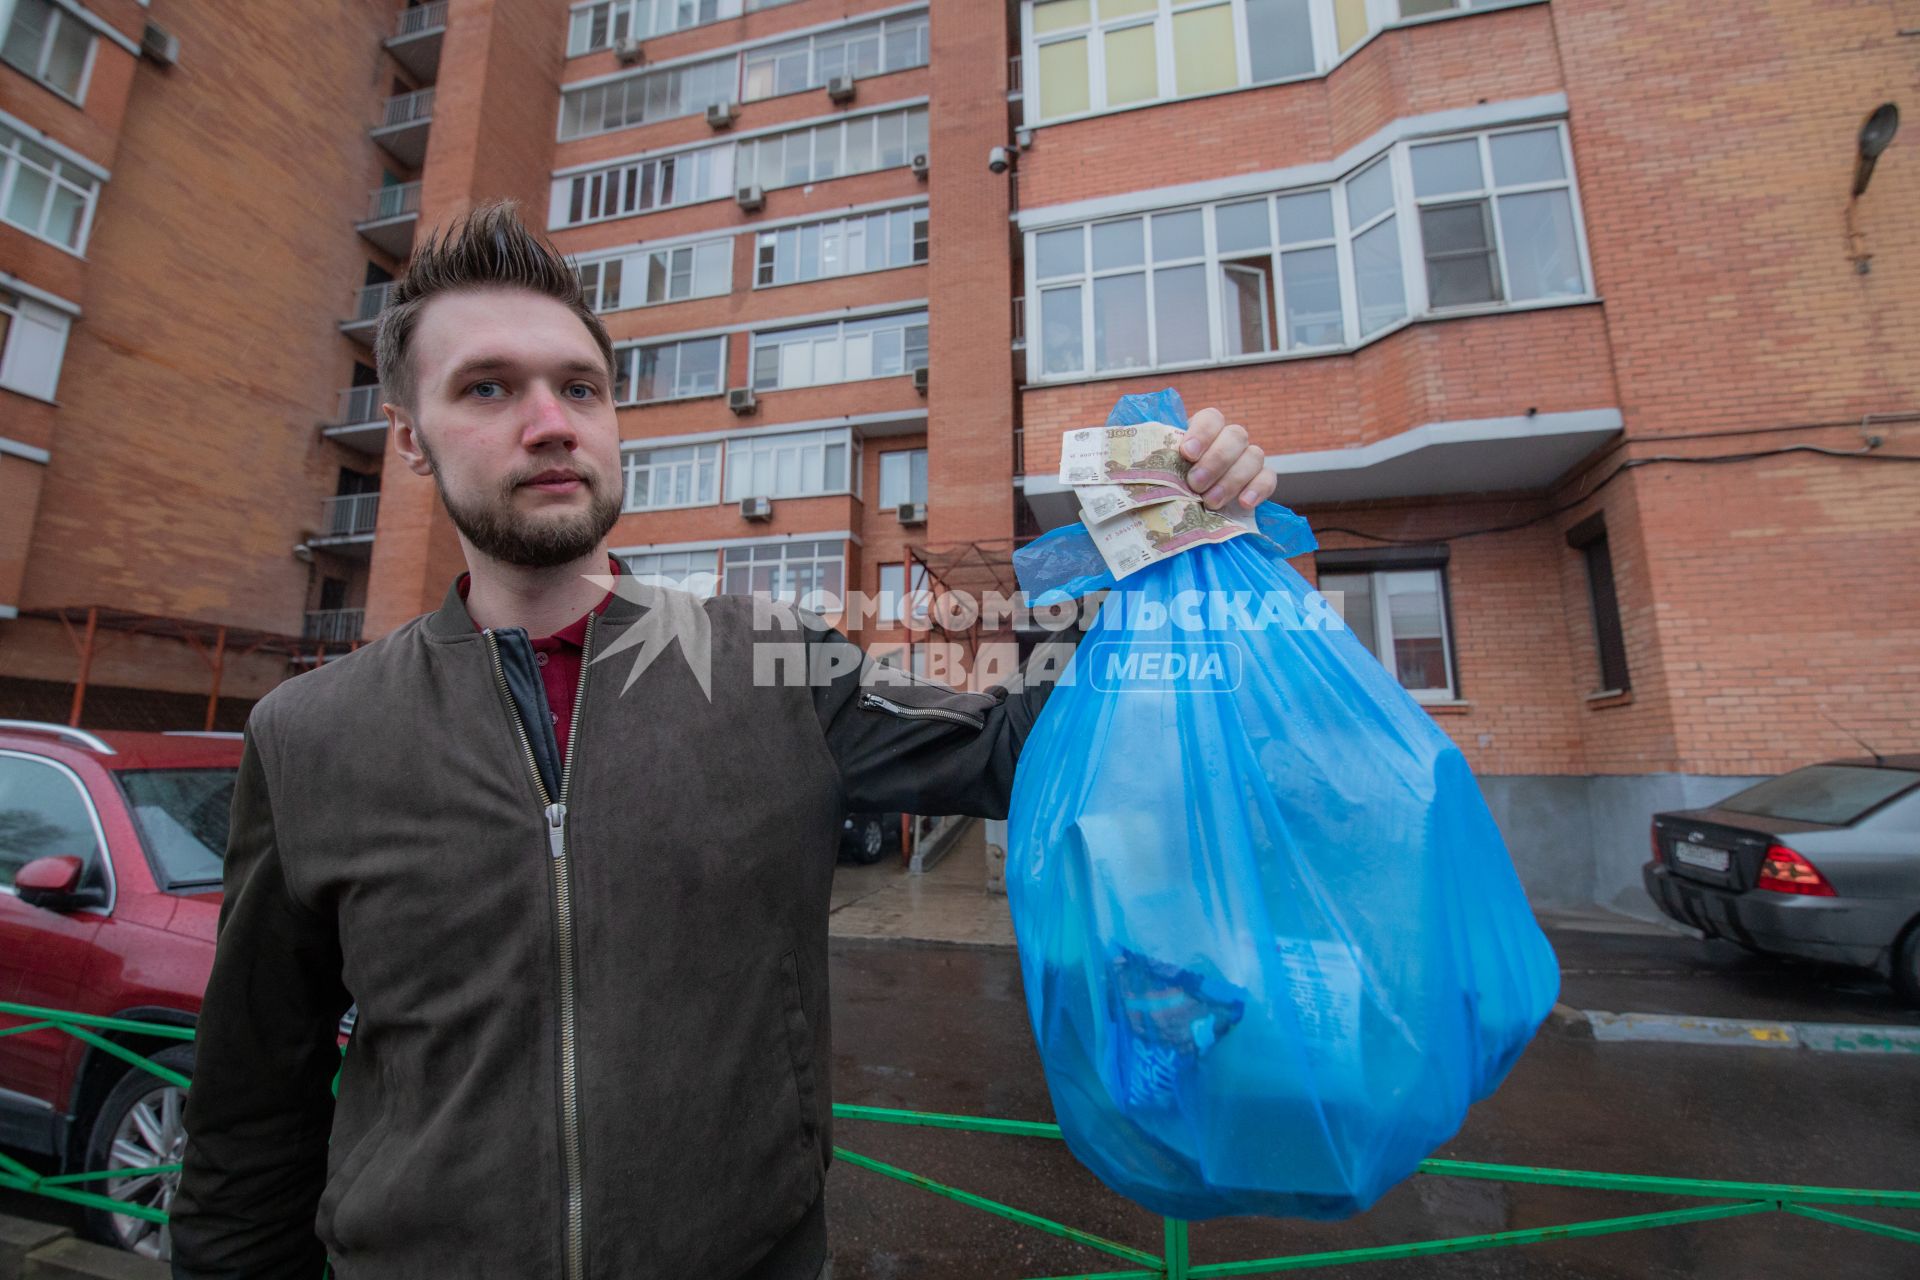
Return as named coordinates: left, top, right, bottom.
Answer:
left=170, top=724, right=351, bottom=1280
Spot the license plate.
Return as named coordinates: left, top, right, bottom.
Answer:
left=1674, top=843, right=1730, bottom=872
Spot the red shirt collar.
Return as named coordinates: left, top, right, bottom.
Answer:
left=460, top=556, right=622, bottom=648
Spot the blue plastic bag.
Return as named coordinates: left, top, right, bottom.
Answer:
left=1007, top=388, right=1559, bottom=1221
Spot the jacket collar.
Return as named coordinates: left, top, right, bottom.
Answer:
left=424, top=556, right=642, bottom=644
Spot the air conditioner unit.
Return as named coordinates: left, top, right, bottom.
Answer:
left=827, top=75, right=856, bottom=104
left=614, top=37, right=645, bottom=65
left=727, top=386, right=758, bottom=415
left=911, top=366, right=928, bottom=395
left=706, top=101, right=738, bottom=129
left=740, top=496, right=773, bottom=521
left=141, top=21, right=180, bottom=66
left=910, top=153, right=930, bottom=179
left=896, top=502, right=927, bottom=525
left=735, top=184, right=765, bottom=212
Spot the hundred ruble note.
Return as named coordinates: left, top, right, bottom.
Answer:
left=1074, top=479, right=1192, bottom=523
left=1057, top=422, right=1194, bottom=489
left=1086, top=495, right=1256, bottom=581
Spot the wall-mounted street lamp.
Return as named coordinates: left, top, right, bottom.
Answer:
left=1853, top=103, right=1900, bottom=198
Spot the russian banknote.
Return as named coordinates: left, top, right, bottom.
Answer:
left=1086, top=496, right=1256, bottom=581
left=1075, top=479, right=1192, bottom=523
left=1058, top=422, right=1195, bottom=489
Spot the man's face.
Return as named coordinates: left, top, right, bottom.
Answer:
left=391, top=287, right=621, bottom=569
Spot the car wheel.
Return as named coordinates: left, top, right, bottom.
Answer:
left=1893, top=921, right=1920, bottom=1007
left=81, top=1044, right=193, bottom=1261
left=848, top=816, right=889, bottom=865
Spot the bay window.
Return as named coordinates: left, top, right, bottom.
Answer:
left=723, top=428, right=860, bottom=501
left=735, top=107, right=928, bottom=193
left=622, top=442, right=721, bottom=511
left=741, top=14, right=929, bottom=101
left=568, top=0, right=803, bottom=55
left=1025, top=121, right=1586, bottom=379
left=559, top=54, right=736, bottom=140
left=620, top=549, right=721, bottom=596
left=555, top=143, right=733, bottom=226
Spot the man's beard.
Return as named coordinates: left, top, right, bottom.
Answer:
left=429, top=454, right=621, bottom=570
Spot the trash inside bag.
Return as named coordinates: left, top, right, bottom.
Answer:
left=1007, top=388, right=1560, bottom=1221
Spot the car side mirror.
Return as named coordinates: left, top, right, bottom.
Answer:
left=15, top=855, right=104, bottom=913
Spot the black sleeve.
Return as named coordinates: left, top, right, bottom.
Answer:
left=810, top=608, right=1092, bottom=820
left=170, top=724, right=351, bottom=1280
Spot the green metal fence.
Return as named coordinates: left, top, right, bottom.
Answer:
left=4, top=1001, right=1917, bottom=1276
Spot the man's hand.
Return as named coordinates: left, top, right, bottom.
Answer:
left=1180, top=408, right=1277, bottom=512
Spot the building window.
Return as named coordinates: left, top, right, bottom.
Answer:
left=723, top=428, right=860, bottom=501
left=750, top=311, right=928, bottom=391
left=1411, top=127, right=1587, bottom=308
left=878, top=449, right=927, bottom=509
left=2, top=0, right=93, bottom=103
left=578, top=238, right=731, bottom=311
left=876, top=561, right=929, bottom=626
left=755, top=206, right=927, bottom=287
left=722, top=539, right=846, bottom=601
left=1026, top=122, right=1585, bottom=379
left=622, top=442, right=721, bottom=511
left=742, top=14, right=930, bottom=101
left=735, top=107, right=929, bottom=193
left=554, top=143, right=733, bottom=226
left=1025, top=0, right=1520, bottom=123
left=0, top=122, right=99, bottom=252
left=621, top=549, right=721, bottom=595
left=1318, top=556, right=1456, bottom=702
left=568, top=0, right=802, bottom=56
left=559, top=53, right=737, bottom=140
left=0, top=287, right=72, bottom=402
left=612, top=335, right=726, bottom=404
left=1566, top=513, right=1629, bottom=693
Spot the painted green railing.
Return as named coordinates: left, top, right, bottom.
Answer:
left=4, top=1001, right=1918, bottom=1275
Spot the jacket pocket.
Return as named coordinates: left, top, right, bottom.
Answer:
left=857, top=688, right=990, bottom=731
left=315, top=1059, right=394, bottom=1257
left=779, top=949, right=821, bottom=1154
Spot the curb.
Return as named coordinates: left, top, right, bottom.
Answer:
left=0, top=1214, right=165, bottom=1280
left=1578, top=1009, right=1920, bottom=1055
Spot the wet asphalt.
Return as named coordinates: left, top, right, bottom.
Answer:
left=6, top=921, right=1916, bottom=1277
left=822, top=927, right=1920, bottom=1280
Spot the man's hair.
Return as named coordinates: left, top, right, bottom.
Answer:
left=374, top=199, right=616, bottom=412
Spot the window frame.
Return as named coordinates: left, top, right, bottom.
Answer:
left=722, top=427, right=863, bottom=501
left=721, top=538, right=848, bottom=602
left=753, top=204, right=929, bottom=288
left=0, top=285, right=73, bottom=401
left=1316, top=555, right=1458, bottom=703
left=1, top=0, right=98, bottom=106
left=621, top=441, right=723, bottom=512
left=611, top=334, right=728, bottom=405
left=749, top=309, right=929, bottom=392
left=740, top=13, right=930, bottom=103
left=877, top=447, right=928, bottom=508
left=0, top=120, right=102, bottom=255
left=577, top=236, right=734, bottom=312
left=1566, top=511, right=1629, bottom=695
left=1020, top=0, right=1541, bottom=128
left=620, top=548, right=723, bottom=595
left=567, top=0, right=805, bottom=57
left=1022, top=120, right=1590, bottom=383
left=0, top=748, right=114, bottom=912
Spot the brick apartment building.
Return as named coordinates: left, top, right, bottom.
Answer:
left=0, top=0, right=1914, bottom=910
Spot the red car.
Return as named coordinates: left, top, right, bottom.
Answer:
left=0, top=719, right=245, bottom=1260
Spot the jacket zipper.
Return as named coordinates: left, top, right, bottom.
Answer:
left=859, top=691, right=985, bottom=730
left=484, top=615, right=596, bottom=1280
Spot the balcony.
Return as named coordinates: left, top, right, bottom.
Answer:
left=303, top=608, right=365, bottom=645
left=370, top=87, right=434, bottom=167
left=308, top=493, right=380, bottom=560
left=339, top=281, right=396, bottom=344
left=324, top=382, right=389, bottom=454
left=356, top=181, right=420, bottom=257
left=386, top=0, right=446, bottom=81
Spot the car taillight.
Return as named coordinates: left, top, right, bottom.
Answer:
left=1755, top=844, right=1836, bottom=897
left=1650, top=822, right=1664, bottom=864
